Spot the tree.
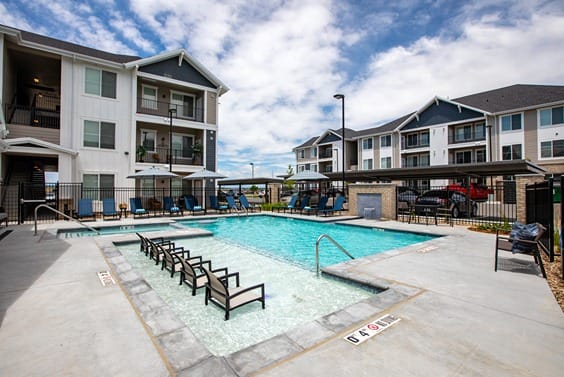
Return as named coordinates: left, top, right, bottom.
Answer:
left=283, top=164, right=295, bottom=191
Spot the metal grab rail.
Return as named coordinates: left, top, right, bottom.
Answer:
left=32, top=203, right=99, bottom=236
left=315, top=234, right=354, bottom=277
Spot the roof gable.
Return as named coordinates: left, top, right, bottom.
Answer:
left=402, top=99, right=484, bottom=131
left=139, top=56, right=216, bottom=89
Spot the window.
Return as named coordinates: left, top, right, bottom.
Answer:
left=172, top=134, right=195, bottom=158
left=363, top=158, right=373, bottom=170
left=475, top=123, right=485, bottom=139
left=83, top=174, right=114, bottom=200
left=380, top=135, right=391, bottom=147
left=455, top=150, right=472, bottom=164
left=406, top=155, right=418, bottom=167
left=406, top=134, right=418, bottom=147
left=502, top=144, right=522, bottom=160
left=141, top=130, right=156, bottom=152
left=362, top=138, right=373, bottom=150
left=420, top=131, right=429, bottom=146
left=420, top=153, right=430, bottom=166
left=171, top=92, right=195, bottom=119
left=455, top=125, right=472, bottom=142
left=85, top=67, right=116, bottom=98
left=141, top=85, right=158, bottom=110
left=540, top=106, right=564, bottom=126
left=299, top=150, right=305, bottom=159
left=476, top=149, right=487, bottom=162
left=84, top=120, right=115, bottom=149
left=501, top=113, right=522, bottom=131
left=540, top=140, right=564, bottom=158
left=312, top=147, right=317, bottom=157
left=380, top=157, right=391, bottom=169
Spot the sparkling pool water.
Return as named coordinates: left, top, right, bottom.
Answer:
left=119, top=237, right=375, bottom=356
left=178, top=216, right=437, bottom=270
left=59, top=222, right=180, bottom=238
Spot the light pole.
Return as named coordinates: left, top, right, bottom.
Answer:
left=250, top=162, right=254, bottom=178
left=168, top=108, right=177, bottom=193
left=333, top=94, right=345, bottom=189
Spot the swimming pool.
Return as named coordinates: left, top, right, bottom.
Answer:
left=119, top=236, right=375, bottom=356
left=59, top=222, right=181, bottom=237
left=178, top=216, right=437, bottom=270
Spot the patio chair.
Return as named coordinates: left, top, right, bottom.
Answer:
left=184, top=195, right=207, bottom=215
left=129, top=197, right=149, bottom=218
left=209, top=195, right=229, bottom=213
left=136, top=232, right=169, bottom=256
left=303, top=196, right=328, bottom=216
left=318, top=196, right=345, bottom=216
left=494, top=222, right=547, bottom=278
left=293, top=195, right=310, bottom=214
left=281, top=194, right=299, bottom=213
left=102, top=198, right=120, bottom=220
left=179, top=258, right=230, bottom=296
left=158, top=241, right=200, bottom=277
left=77, top=198, right=95, bottom=221
left=202, top=267, right=265, bottom=320
left=163, top=197, right=182, bottom=216
left=239, top=194, right=261, bottom=212
left=226, top=195, right=240, bottom=211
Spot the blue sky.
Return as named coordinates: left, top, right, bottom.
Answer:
left=2, top=0, right=564, bottom=178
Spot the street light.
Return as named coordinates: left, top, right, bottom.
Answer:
left=168, top=108, right=177, bottom=192
left=333, top=93, right=345, bottom=189
left=250, top=162, right=255, bottom=178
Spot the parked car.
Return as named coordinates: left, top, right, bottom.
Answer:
left=397, top=187, right=420, bottom=205
left=415, top=189, right=477, bottom=218
left=445, top=183, right=492, bottom=201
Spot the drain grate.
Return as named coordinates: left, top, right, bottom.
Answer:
left=344, top=314, right=401, bottom=345
left=97, top=271, right=116, bottom=286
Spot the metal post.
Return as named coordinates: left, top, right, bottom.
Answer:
left=168, top=108, right=177, bottom=194
left=250, top=162, right=254, bottom=178
left=334, top=94, right=345, bottom=191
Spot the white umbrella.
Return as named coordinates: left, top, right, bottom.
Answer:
left=182, top=168, right=227, bottom=180
left=127, top=166, right=178, bottom=198
left=183, top=169, right=227, bottom=208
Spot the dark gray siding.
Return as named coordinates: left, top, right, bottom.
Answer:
left=319, top=133, right=340, bottom=144
left=140, top=58, right=216, bottom=89
left=402, top=101, right=484, bottom=130
left=205, top=130, right=216, bottom=170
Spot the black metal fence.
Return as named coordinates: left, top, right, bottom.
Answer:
left=396, top=181, right=517, bottom=226
left=525, top=178, right=554, bottom=261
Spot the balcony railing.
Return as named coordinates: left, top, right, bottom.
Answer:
left=448, top=158, right=487, bottom=165
left=4, top=94, right=61, bottom=129
left=136, top=146, right=202, bottom=166
left=137, top=98, right=204, bottom=123
left=401, top=141, right=430, bottom=150
left=448, top=135, right=486, bottom=144
left=319, top=150, right=333, bottom=158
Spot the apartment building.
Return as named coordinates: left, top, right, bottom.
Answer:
left=0, top=25, right=228, bottom=196
left=295, top=85, right=564, bottom=186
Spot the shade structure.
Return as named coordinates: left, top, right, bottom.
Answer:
left=288, top=171, right=329, bottom=181
left=182, top=168, right=227, bottom=180
left=127, top=166, right=179, bottom=179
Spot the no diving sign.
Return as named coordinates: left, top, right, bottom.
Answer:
left=344, top=314, right=401, bottom=345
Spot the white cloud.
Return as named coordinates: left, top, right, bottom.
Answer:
left=345, top=7, right=564, bottom=129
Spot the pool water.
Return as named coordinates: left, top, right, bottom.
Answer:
left=59, top=222, right=180, bottom=238
left=119, top=237, right=374, bottom=356
left=178, top=216, right=436, bottom=270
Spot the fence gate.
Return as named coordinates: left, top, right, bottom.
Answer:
left=525, top=178, right=553, bottom=261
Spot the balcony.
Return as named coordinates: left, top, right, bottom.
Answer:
left=401, top=141, right=430, bottom=150
left=448, top=134, right=486, bottom=144
left=3, top=94, right=60, bottom=129
left=137, top=98, right=204, bottom=123
left=136, top=146, right=202, bottom=166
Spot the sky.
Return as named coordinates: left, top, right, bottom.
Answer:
left=1, top=0, right=564, bottom=178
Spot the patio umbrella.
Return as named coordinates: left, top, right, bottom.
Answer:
left=288, top=171, right=329, bottom=181
left=183, top=168, right=228, bottom=208
left=127, top=166, right=179, bottom=198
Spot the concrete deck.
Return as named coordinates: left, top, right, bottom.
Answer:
left=0, top=215, right=562, bottom=376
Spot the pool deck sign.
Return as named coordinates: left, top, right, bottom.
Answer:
left=97, top=271, right=116, bottom=286
left=344, top=314, right=401, bottom=345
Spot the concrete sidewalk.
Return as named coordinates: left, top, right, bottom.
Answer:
left=0, top=219, right=563, bottom=376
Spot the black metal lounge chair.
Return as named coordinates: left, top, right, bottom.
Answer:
left=202, top=267, right=265, bottom=320
left=136, top=233, right=171, bottom=256
left=179, top=258, right=229, bottom=296
left=163, top=197, right=182, bottom=216
left=209, top=195, right=229, bottom=213
left=158, top=242, right=201, bottom=277
left=130, top=198, right=149, bottom=218
left=318, top=196, right=345, bottom=216
left=494, top=222, right=547, bottom=278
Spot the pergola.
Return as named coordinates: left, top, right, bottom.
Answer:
left=218, top=177, right=285, bottom=203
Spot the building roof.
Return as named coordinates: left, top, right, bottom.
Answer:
left=454, top=84, right=564, bottom=113
left=294, top=136, right=318, bottom=149
left=355, top=113, right=414, bottom=137
left=0, top=25, right=141, bottom=63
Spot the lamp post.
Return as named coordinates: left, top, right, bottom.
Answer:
left=333, top=94, right=345, bottom=189
left=168, top=108, right=177, bottom=193
left=250, top=162, right=255, bottom=178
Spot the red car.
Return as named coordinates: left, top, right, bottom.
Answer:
left=445, top=183, right=492, bottom=201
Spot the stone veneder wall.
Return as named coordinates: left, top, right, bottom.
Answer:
left=347, top=183, right=396, bottom=219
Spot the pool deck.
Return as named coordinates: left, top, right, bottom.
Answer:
left=0, top=214, right=563, bottom=376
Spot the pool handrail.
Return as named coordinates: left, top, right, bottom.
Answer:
left=32, top=202, right=100, bottom=236
left=315, top=234, right=355, bottom=277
